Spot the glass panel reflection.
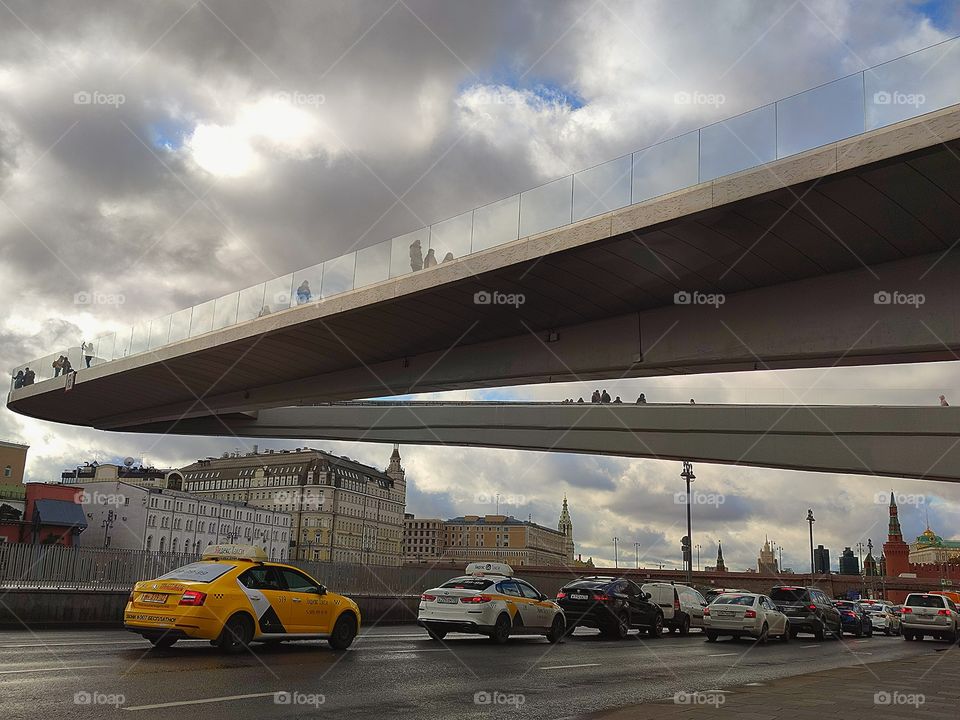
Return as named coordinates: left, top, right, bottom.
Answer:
left=574, top=155, right=632, bottom=222
left=168, top=308, right=192, bottom=343
left=212, top=293, right=239, bottom=330
left=355, top=240, right=391, bottom=287
left=777, top=74, right=864, bottom=157
left=321, top=253, right=356, bottom=298
left=262, top=274, right=293, bottom=315
left=632, top=131, right=700, bottom=203
left=865, top=37, right=960, bottom=130
left=391, top=228, right=429, bottom=278
left=237, top=284, right=265, bottom=322
left=292, top=263, right=322, bottom=306
left=129, top=323, right=150, bottom=356
left=699, top=104, right=776, bottom=181
left=114, top=327, right=133, bottom=359
left=519, top=175, right=573, bottom=237
left=96, top=333, right=115, bottom=365
left=428, top=211, right=472, bottom=266
left=472, top=194, right=520, bottom=252
left=148, top=315, right=171, bottom=350
left=189, top=300, right=215, bottom=337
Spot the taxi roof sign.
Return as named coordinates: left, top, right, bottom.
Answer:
left=201, top=544, right=268, bottom=561
left=465, top=562, right=513, bottom=577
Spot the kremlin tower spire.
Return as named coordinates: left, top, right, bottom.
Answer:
left=558, top=496, right=575, bottom=562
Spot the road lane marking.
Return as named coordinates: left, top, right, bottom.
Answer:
left=123, top=692, right=278, bottom=711
left=707, top=653, right=738, bottom=657
left=541, top=663, right=601, bottom=670
left=801, top=644, right=821, bottom=648
left=0, top=665, right=110, bottom=675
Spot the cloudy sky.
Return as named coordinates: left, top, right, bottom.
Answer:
left=2, top=0, right=960, bottom=571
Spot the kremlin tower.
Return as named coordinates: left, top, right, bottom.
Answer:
left=882, top=491, right=911, bottom=582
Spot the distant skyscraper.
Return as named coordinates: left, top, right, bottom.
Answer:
left=557, top=496, right=575, bottom=562
left=814, top=544, right=830, bottom=574
left=839, top=546, right=860, bottom=575
left=757, top=537, right=779, bottom=574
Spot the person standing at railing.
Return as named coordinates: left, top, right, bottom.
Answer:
left=61, top=356, right=72, bottom=375
left=409, top=238, right=423, bottom=271
left=52, top=356, right=63, bottom=377
left=296, top=281, right=312, bottom=305
left=22, top=367, right=34, bottom=385
left=12, top=370, right=24, bottom=389
left=424, top=248, right=437, bottom=268
left=81, top=341, right=93, bottom=368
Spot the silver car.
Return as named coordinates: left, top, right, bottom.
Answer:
left=901, top=593, right=958, bottom=642
left=864, top=603, right=900, bottom=636
left=704, top=592, right=790, bottom=643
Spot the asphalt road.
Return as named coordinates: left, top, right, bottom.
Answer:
left=0, top=625, right=946, bottom=719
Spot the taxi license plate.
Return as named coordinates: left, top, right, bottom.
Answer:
left=570, top=594, right=590, bottom=600
left=140, top=593, right=167, bottom=604
left=438, top=596, right=458, bottom=604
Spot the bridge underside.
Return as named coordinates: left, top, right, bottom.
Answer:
left=8, top=106, right=960, bottom=430
left=125, top=403, right=960, bottom=483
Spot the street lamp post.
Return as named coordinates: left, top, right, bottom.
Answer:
left=634, top=541, right=641, bottom=569
left=101, top=510, right=116, bottom=547
left=612, top=537, right=620, bottom=569
left=806, top=509, right=816, bottom=580
left=681, top=461, right=696, bottom=585
left=695, top=543, right=702, bottom=572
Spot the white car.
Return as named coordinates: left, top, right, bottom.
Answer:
left=901, top=593, right=959, bottom=642
left=864, top=603, right=900, bottom=635
left=417, top=562, right=566, bottom=644
left=641, top=582, right=709, bottom=635
left=704, top=592, right=790, bottom=643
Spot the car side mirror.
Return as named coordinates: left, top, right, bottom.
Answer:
left=644, top=592, right=652, bottom=600
left=317, top=586, right=327, bottom=596
left=540, top=593, right=548, bottom=601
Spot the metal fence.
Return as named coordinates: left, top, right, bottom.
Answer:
left=0, top=543, right=460, bottom=594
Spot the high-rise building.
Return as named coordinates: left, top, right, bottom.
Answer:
left=814, top=544, right=830, bottom=574
left=757, top=537, right=779, bottom=574
left=181, top=445, right=406, bottom=565
left=839, top=546, right=860, bottom=575
left=558, top=496, right=575, bottom=562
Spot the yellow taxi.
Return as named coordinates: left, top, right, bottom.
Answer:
left=418, top=562, right=566, bottom=643
left=124, top=544, right=361, bottom=652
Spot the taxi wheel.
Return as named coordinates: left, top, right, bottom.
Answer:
left=215, top=614, right=254, bottom=654
left=489, top=614, right=511, bottom=644
left=328, top=613, right=358, bottom=651
left=545, top=615, right=566, bottom=644
left=426, top=628, right=447, bottom=641
left=149, top=636, right=177, bottom=649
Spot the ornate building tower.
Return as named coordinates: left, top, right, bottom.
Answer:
left=558, top=496, right=575, bottom=562
left=882, top=491, right=910, bottom=578
left=757, top=537, right=779, bottom=574
left=715, top=542, right=727, bottom=572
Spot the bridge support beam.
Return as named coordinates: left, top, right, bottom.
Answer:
left=127, top=403, right=960, bottom=482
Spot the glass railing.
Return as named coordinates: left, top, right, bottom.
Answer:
left=9, top=35, right=960, bottom=392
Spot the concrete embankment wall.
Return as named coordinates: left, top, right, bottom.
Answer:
left=0, top=589, right=420, bottom=629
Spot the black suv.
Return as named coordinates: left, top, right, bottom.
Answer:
left=557, top=576, right=663, bottom=639
left=769, top=585, right=841, bottom=640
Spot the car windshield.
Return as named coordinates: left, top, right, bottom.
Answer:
left=155, top=562, right=236, bottom=583
left=770, top=588, right=809, bottom=603
left=715, top=594, right=755, bottom=606
left=906, top=594, right=947, bottom=608
left=440, top=577, right=494, bottom=591
left=835, top=601, right=857, bottom=609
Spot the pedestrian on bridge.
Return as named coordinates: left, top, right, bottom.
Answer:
left=591, top=390, right=601, bottom=403
left=940, top=394, right=950, bottom=406
left=636, top=393, right=646, bottom=404
left=600, top=389, right=611, bottom=403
